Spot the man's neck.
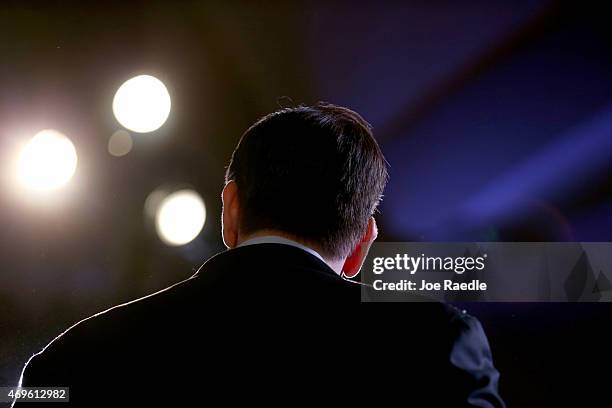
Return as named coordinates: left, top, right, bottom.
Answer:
left=237, top=230, right=345, bottom=275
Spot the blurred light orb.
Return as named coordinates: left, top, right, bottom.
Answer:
left=108, top=129, right=133, bottom=157
left=17, top=129, right=78, bottom=191
left=112, top=75, right=171, bottom=133
left=155, top=189, right=206, bottom=246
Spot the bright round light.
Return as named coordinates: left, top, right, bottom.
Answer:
left=17, top=129, right=78, bottom=191
left=155, top=189, right=206, bottom=246
left=112, top=75, right=171, bottom=133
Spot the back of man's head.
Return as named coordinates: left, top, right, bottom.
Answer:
left=225, top=103, right=388, bottom=260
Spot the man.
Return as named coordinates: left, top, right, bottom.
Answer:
left=17, top=103, right=504, bottom=406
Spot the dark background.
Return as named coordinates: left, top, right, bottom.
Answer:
left=1, top=1, right=611, bottom=406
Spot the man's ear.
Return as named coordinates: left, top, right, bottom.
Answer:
left=342, top=217, right=378, bottom=279
left=221, top=181, right=240, bottom=249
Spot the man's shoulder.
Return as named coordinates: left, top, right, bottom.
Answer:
left=21, top=245, right=360, bottom=375
left=57, top=283, right=188, bottom=341
left=17, top=277, right=194, bottom=404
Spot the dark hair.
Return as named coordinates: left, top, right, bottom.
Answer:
left=225, top=103, right=388, bottom=259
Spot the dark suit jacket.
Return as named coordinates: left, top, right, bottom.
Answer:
left=16, top=244, right=504, bottom=407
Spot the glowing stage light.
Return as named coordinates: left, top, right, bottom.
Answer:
left=112, top=75, right=171, bottom=133
left=108, top=129, right=133, bottom=157
left=17, top=129, right=78, bottom=191
left=155, top=189, right=206, bottom=246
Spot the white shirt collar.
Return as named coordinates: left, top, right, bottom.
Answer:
left=238, top=235, right=325, bottom=263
